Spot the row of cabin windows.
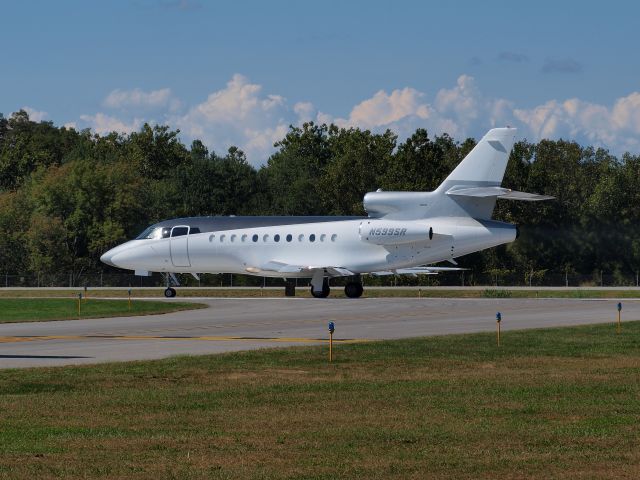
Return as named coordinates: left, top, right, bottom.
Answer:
left=209, top=233, right=338, bottom=243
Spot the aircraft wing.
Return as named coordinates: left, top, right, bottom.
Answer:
left=255, top=261, right=354, bottom=277
left=255, top=262, right=464, bottom=277
left=446, top=186, right=554, bottom=201
left=370, top=266, right=467, bottom=276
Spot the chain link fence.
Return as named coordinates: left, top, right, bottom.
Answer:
left=2, top=271, right=640, bottom=288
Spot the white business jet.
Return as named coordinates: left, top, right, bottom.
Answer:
left=101, top=127, right=552, bottom=298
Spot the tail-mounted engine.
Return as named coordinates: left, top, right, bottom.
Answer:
left=359, top=220, right=433, bottom=245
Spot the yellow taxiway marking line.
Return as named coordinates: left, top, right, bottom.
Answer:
left=0, top=335, right=369, bottom=344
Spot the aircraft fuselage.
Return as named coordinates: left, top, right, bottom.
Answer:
left=101, top=216, right=516, bottom=277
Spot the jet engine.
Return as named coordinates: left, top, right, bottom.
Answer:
left=363, top=191, right=427, bottom=217
left=359, top=220, right=433, bottom=245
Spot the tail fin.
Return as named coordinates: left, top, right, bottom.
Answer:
left=434, top=127, right=518, bottom=219
left=439, top=127, right=517, bottom=188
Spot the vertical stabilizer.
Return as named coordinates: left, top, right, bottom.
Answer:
left=439, top=127, right=517, bottom=188
left=429, top=127, right=517, bottom=219
left=362, top=128, right=520, bottom=221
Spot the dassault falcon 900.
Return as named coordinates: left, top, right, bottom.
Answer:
left=101, top=127, right=552, bottom=298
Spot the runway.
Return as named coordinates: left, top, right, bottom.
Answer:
left=0, top=297, right=636, bottom=369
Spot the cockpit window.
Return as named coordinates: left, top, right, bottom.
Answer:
left=136, top=226, right=163, bottom=240
left=190, top=227, right=201, bottom=234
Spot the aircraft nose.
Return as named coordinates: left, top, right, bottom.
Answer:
left=100, top=250, right=116, bottom=267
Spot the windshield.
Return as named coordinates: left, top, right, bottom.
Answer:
left=135, top=226, right=168, bottom=240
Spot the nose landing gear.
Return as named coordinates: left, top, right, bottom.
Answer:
left=163, top=272, right=180, bottom=298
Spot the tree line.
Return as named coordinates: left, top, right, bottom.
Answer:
left=1, top=109, right=639, bottom=285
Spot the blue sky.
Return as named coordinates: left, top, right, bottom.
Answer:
left=2, top=0, right=639, bottom=163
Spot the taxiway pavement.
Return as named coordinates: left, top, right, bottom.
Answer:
left=0, top=297, right=636, bottom=368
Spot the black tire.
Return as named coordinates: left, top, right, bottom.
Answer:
left=310, top=279, right=331, bottom=298
left=310, top=286, right=331, bottom=298
left=344, top=282, right=364, bottom=298
left=164, top=287, right=177, bottom=298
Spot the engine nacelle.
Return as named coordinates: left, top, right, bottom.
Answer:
left=363, top=191, right=428, bottom=217
left=359, top=220, right=433, bottom=245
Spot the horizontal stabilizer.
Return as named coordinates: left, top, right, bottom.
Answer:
left=446, top=186, right=554, bottom=201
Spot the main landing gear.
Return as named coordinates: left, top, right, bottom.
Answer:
left=309, top=271, right=364, bottom=299
left=310, top=278, right=331, bottom=298
left=344, top=281, right=364, bottom=298
left=164, top=287, right=177, bottom=298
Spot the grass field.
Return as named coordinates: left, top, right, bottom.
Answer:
left=0, top=298, right=205, bottom=322
left=0, top=321, right=639, bottom=478
left=1, top=287, right=640, bottom=299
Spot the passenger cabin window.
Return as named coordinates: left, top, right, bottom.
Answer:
left=171, top=227, right=189, bottom=237
left=263, top=234, right=269, bottom=242
left=286, top=234, right=292, bottom=242
left=298, top=234, right=304, bottom=242
left=331, top=234, right=337, bottom=242
left=252, top=234, right=258, bottom=242
left=274, top=234, right=280, bottom=242
left=231, top=234, right=236, bottom=242
left=320, top=234, right=326, bottom=242
left=309, top=234, right=316, bottom=242
left=241, top=234, right=247, bottom=242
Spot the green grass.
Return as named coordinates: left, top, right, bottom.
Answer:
left=2, top=287, right=640, bottom=299
left=1, top=321, right=639, bottom=478
left=0, top=298, right=205, bottom=322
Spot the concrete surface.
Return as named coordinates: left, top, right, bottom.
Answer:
left=0, top=297, right=636, bottom=369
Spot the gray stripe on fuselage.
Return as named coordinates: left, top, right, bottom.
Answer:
left=148, top=216, right=366, bottom=234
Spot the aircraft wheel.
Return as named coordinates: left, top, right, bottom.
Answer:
left=310, top=280, right=330, bottom=298
left=310, top=286, right=330, bottom=298
left=344, top=282, right=363, bottom=298
left=164, top=287, right=177, bottom=298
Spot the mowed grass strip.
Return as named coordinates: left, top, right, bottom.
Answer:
left=0, top=298, right=205, bottom=322
left=2, top=287, right=640, bottom=299
left=1, top=322, right=639, bottom=478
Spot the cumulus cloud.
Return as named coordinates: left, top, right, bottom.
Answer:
left=319, top=74, right=511, bottom=142
left=103, top=87, right=178, bottom=111
left=541, top=58, right=583, bottom=74
left=172, top=74, right=294, bottom=162
left=514, top=93, right=640, bottom=152
left=341, top=87, right=430, bottom=129
left=79, top=113, right=143, bottom=135
left=72, top=73, right=640, bottom=164
left=22, top=106, right=48, bottom=122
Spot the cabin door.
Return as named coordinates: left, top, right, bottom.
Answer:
left=170, top=225, right=191, bottom=267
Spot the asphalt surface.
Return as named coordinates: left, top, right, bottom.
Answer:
left=0, top=297, right=636, bottom=369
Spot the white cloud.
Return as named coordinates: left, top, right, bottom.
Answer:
left=320, top=75, right=506, bottom=142
left=173, top=74, right=293, bottom=163
left=79, top=113, right=143, bottom=135
left=103, top=88, right=178, bottom=111
left=22, top=106, right=48, bottom=122
left=341, top=87, right=430, bottom=129
left=513, top=93, right=640, bottom=152
left=293, top=101, right=316, bottom=122
left=72, top=73, right=640, bottom=164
